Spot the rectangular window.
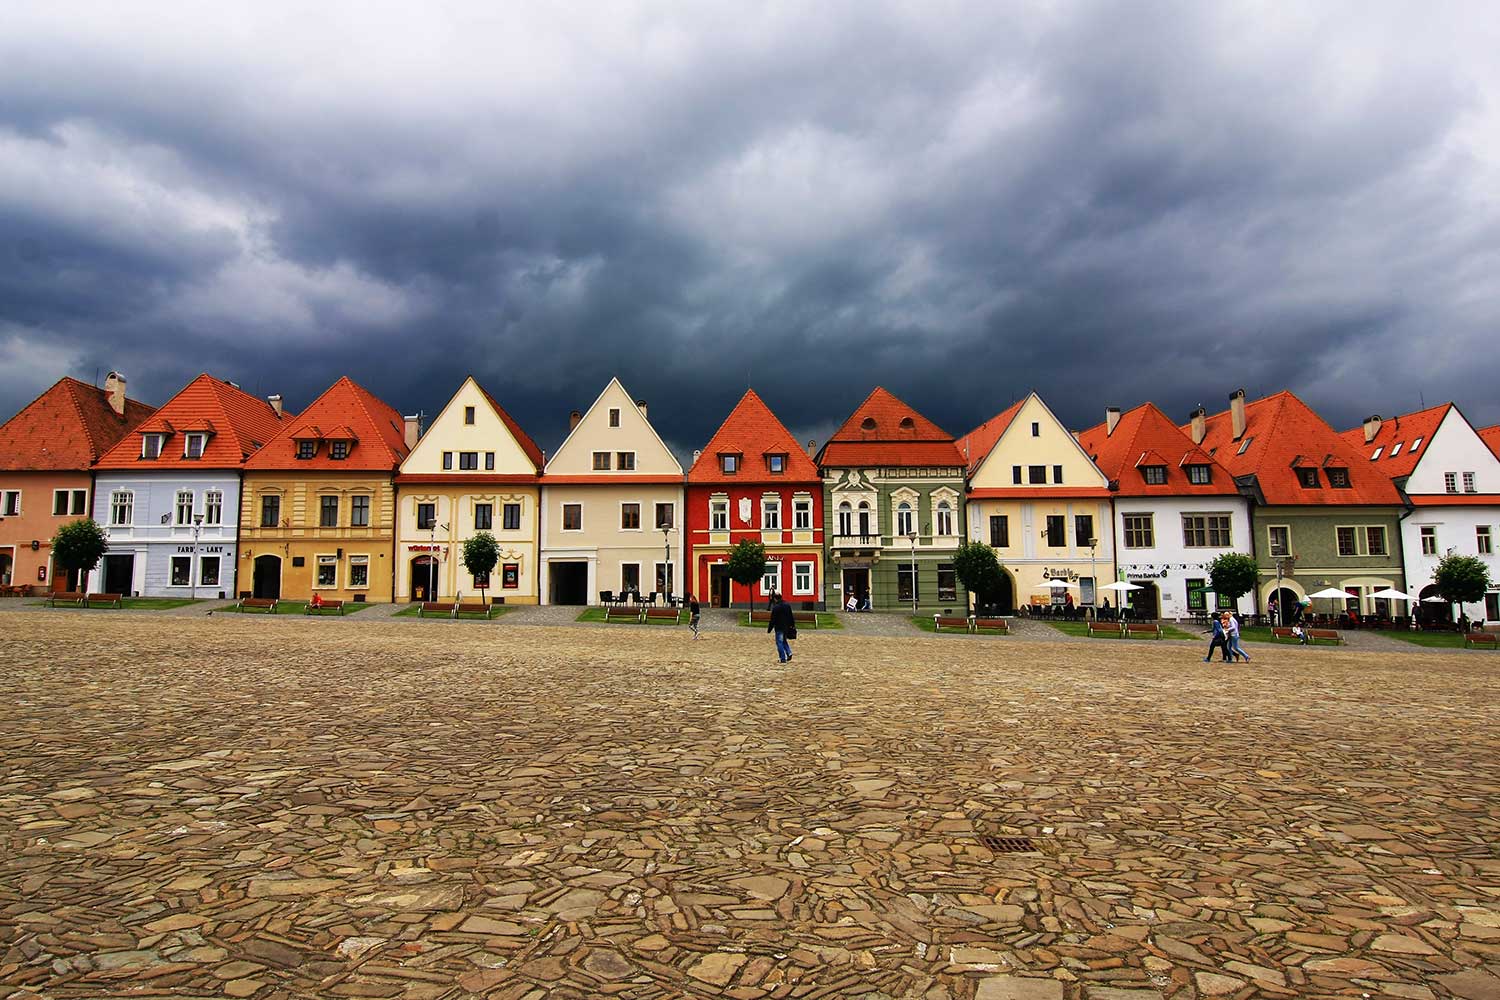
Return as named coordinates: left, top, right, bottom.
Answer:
left=1420, top=525, right=1437, bottom=555
left=417, top=502, right=435, bottom=530
left=793, top=562, right=813, bottom=595
left=793, top=498, right=811, bottom=530
left=1031, top=422, right=1040, bottom=437
left=203, top=490, right=222, bottom=525
left=655, top=502, right=674, bottom=529
left=503, top=502, right=521, bottom=530
left=1268, top=525, right=1290, bottom=557
left=350, top=495, right=369, bottom=527
left=459, top=452, right=479, bottom=470
left=617, top=452, right=636, bottom=471
left=1463, top=471, right=1476, bottom=493
left=1186, top=578, right=1207, bottom=611
left=442, top=451, right=453, bottom=470
left=53, top=490, right=68, bottom=515
left=170, top=556, right=191, bottom=586
left=199, top=556, right=220, bottom=588
left=621, top=503, right=641, bottom=530
left=563, top=503, right=582, bottom=530
left=502, top=563, right=519, bottom=589
left=768, top=454, right=785, bottom=473
left=1477, top=525, right=1492, bottom=555
left=1012, top=465, right=1022, bottom=484
left=1182, top=514, right=1231, bottom=547
left=1327, top=467, right=1351, bottom=488
left=1444, top=472, right=1457, bottom=493
left=762, top=561, right=781, bottom=595
left=142, top=435, right=163, bottom=459
left=71, top=489, right=88, bottom=515
left=1297, top=467, right=1320, bottom=488
left=1029, top=465, right=1047, bottom=485
left=261, top=495, right=281, bottom=528
left=621, top=562, right=640, bottom=593
left=710, top=500, right=728, bottom=531
left=593, top=451, right=611, bottom=470
left=1365, top=526, right=1387, bottom=556
left=474, top=503, right=492, bottom=530
left=1074, top=514, right=1094, bottom=547
left=655, top=562, right=674, bottom=595
left=762, top=498, right=781, bottom=530
left=175, top=490, right=194, bottom=525
left=720, top=454, right=738, bottom=474
left=330, top=441, right=349, bottom=460
left=1122, top=513, right=1154, bottom=548
left=1187, top=464, right=1211, bottom=485
left=1142, top=466, right=1167, bottom=485
left=1053, top=465, right=1063, bottom=485
left=897, top=564, right=917, bottom=603
left=317, top=555, right=337, bottom=587
left=485, top=452, right=495, bottom=470
left=1336, top=526, right=1358, bottom=556
left=110, top=490, right=133, bottom=526
left=183, top=433, right=205, bottom=460
left=297, top=440, right=316, bottom=460
left=937, top=563, right=957, bottom=603
left=609, top=408, right=621, bottom=427
left=349, top=555, right=369, bottom=588
left=1045, top=515, right=1065, bottom=546
left=320, top=495, right=339, bottom=527
left=989, top=515, right=1009, bottom=548
left=464, top=405, right=475, bottom=424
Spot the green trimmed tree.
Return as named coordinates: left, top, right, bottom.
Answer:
left=462, top=532, right=499, bottom=606
left=953, top=539, right=1004, bottom=612
left=51, top=519, right=108, bottom=591
left=1433, top=553, right=1491, bottom=617
left=725, top=539, right=768, bottom=607
left=1207, top=552, right=1259, bottom=610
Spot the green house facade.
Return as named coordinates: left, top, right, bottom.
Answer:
left=1248, top=506, right=1407, bottom=616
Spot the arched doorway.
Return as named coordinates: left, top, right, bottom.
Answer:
left=1129, top=581, right=1160, bottom=620
left=252, top=555, right=281, bottom=599
left=1418, top=584, right=1452, bottom=627
left=411, top=556, right=438, bottom=601
left=1268, top=586, right=1299, bottom=626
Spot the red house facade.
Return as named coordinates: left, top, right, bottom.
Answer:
left=686, top=390, right=824, bottom=608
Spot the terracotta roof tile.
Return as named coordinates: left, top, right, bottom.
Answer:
left=0, top=376, right=155, bottom=471
left=244, top=376, right=407, bottom=471
left=1077, top=403, right=1239, bottom=496
left=688, top=389, right=819, bottom=483
left=95, top=374, right=292, bottom=469
left=1337, top=403, right=1449, bottom=477
left=817, top=387, right=963, bottom=468
left=954, top=400, right=1024, bottom=475
left=1481, top=424, right=1500, bottom=461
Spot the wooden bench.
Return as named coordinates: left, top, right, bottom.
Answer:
left=747, top=609, right=820, bottom=628
left=1307, top=627, right=1345, bottom=645
left=645, top=607, right=683, bottom=624
left=237, top=597, right=278, bottom=613
left=453, top=602, right=497, bottom=619
left=1271, top=626, right=1299, bottom=642
left=1464, top=632, right=1497, bottom=650
left=304, top=599, right=345, bottom=616
left=1086, top=621, right=1125, bottom=638
left=605, top=604, right=646, bottom=622
left=417, top=601, right=453, bottom=618
left=933, top=615, right=971, bottom=632
left=1126, top=622, right=1162, bottom=639
left=47, top=591, right=88, bottom=607
left=972, top=616, right=1010, bottom=633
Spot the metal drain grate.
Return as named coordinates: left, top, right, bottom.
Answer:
left=979, top=835, right=1038, bottom=853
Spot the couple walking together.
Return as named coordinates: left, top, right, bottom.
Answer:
left=1205, top=611, right=1251, bottom=663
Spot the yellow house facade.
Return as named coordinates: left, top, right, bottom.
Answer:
left=540, top=377, right=684, bottom=605
left=394, top=377, right=545, bottom=603
left=238, top=377, right=411, bottom=603
left=957, top=393, right=1116, bottom=612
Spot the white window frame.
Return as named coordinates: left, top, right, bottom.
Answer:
left=792, top=561, right=814, bottom=595
left=70, top=489, right=87, bottom=515
left=198, top=555, right=221, bottom=588
left=793, top=497, right=812, bottom=530
left=561, top=502, right=583, bottom=532
left=1, top=490, right=19, bottom=517
left=183, top=433, right=206, bottom=459
left=169, top=555, right=192, bottom=587
left=1267, top=524, right=1290, bottom=558
left=203, top=490, right=222, bottom=525
left=110, top=489, right=133, bottom=526
left=592, top=451, right=611, bottom=471
left=762, top=497, right=781, bottom=530
left=315, top=554, right=339, bottom=589
left=616, top=451, right=636, bottom=471
left=142, top=434, right=164, bottom=459
left=710, top=499, right=728, bottom=532
left=895, top=501, right=914, bottom=537
left=653, top=561, right=674, bottom=595
left=348, top=554, right=370, bottom=589
left=175, top=489, right=195, bottom=525
left=619, top=500, right=643, bottom=532
left=53, top=489, right=69, bottom=515
left=1463, top=471, right=1476, bottom=493
left=1420, top=524, right=1437, bottom=555
left=761, top=560, right=782, bottom=596
left=654, top=502, right=674, bottom=530
left=935, top=500, right=953, bottom=536
left=1445, top=472, right=1457, bottom=493
left=1477, top=525, right=1493, bottom=556
left=836, top=501, right=852, bottom=535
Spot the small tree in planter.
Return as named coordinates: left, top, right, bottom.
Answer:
left=1433, top=553, right=1491, bottom=627
left=1207, top=552, right=1259, bottom=612
left=953, top=539, right=1003, bottom=613
left=52, top=519, right=109, bottom=592
left=725, top=539, right=769, bottom=608
left=462, top=532, right=499, bottom=606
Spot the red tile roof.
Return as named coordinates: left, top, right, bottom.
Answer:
left=244, top=376, right=408, bottom=471
left=94, top=374, right=292, bottom=470
left=0, top=376, right=155, bottom=471
left=1183, top=390, right=1403, bottom=506
left=954, top=399, right=1024, bottom=474
left=817, top=387, right=964, bottom=468
left=1482, top=424, right=1500, bottom=461
left=1078, top=403, right=1239, bottom=496
left=688, top=389, right=819, bottom=484
left=478, top=384, right=545, bottom=472
left=1337, top=403, right=1449, bottom=478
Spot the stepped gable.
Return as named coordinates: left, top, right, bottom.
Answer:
left=817, top=387, right=964, bottom=468
left=94, top=374, right=292, bottom=469
left=1337, top=403, right=1450, bottom=478
left=0, top=377, right=155, bottom=471
left=1186, top=390, right=1401, bottom=506
left=954, top=399, right=1023, bottom=475
left=244, top=376, right=408, bottom=470
left=1078, top=402, right=1238, bottom=496
left=689, top=389, right=819, bottom=483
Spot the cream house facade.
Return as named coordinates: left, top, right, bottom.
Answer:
left=540, top=378, right=684, bottom=605
left=394, top=377, right=544, bottom=603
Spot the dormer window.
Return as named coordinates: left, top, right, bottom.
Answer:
left=860, top=417, right=876, bottom=431
left=142, top=434, right=164, bottom=460
left=1142, top=466, right=1167, bottom=485
left=184, top=433, right=206, bottom=459
left=720, top=453, right=739, bottom=474
left=1186, top=464, right=1211, bottom=485
left=1327, top=467, right=1351, bottom=488
left=330, top=441, right=349, bottom=460
left=767, top=454, right=786, bottom=474
left=297, top=441, right=317, bottom=460
left=1370, top=447, right=1383, bottom=460
left=899, top=417, right=915, bottom=430
left=1297, top=467, right=1321, bottom=488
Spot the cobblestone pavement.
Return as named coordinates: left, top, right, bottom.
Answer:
left=3, top=612, right=1499, bottom=1000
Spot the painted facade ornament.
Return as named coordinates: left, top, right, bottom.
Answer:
left=738, top=497, right=752, bottom=524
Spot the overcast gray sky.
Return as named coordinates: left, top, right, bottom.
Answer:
left=3, top=1, right=1498, bottom=457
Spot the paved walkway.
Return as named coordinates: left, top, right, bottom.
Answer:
left=2, top=612, right=1497, bottom=999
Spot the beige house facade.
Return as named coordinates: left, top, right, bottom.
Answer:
left=540, top=377, right=684, bottom=604
left=394, top=377, right=545, bottom=603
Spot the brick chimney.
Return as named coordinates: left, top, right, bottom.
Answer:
left=266, top=394, right=283, bottom=417
left=569, top=409, right=582, bottom=431
left=1230, top=388, right=1247, bottom=440
left=806, top=438, right=816, bottom=456
left=1105, top=406, right=1120, bottom=436
left=1189, top=407, right=1207, bottom=445
left=404, top=414, right=421, bottom=449
left=1362, top=414, right=1383, bottom=443
left=104, top=371, right=127, bottom=416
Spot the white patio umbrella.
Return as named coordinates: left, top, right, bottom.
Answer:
left=1098, top=581, right=1143, bottom=593
left=1032, top=579, right=1079, bottom=589
left=1369, top=588, right=1410, bottom=601
left=1309, top=586, right=1353, bottom=616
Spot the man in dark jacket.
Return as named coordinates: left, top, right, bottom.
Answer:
left=767, top=593, right=795, bottom=662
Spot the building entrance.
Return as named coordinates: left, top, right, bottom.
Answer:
left=1129, top=581, right=1160, bottom=620
left=709, top=564, right=731, bottom=608
left=103, top=553, right=135, bottom=595
left=549, top=561, right=589, bottom=605
left=842, top=567, right=870, bottom=609
left=410, top=556, right=437, bottom=601
left=252, top=555, right=281, bottom=600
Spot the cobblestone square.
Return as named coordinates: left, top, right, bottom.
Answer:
left=2, top=612, right=1498, bottom=999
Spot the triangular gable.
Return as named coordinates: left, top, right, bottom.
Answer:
left=245, top=376, right=407, bottom=471
left=95, top=374, right=289, bottom=469
left=544, top=376, right=683, bottom=477
left=400, top=376, right=542, bottom=477
left=1135, top=450, right=1170, bottom=468
left=689, top=389, right=819, bottom=483
left=966, top=393, right=1109, bottom=490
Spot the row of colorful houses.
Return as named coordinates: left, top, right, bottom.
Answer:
left=3, top=371, right=1498, bottom=621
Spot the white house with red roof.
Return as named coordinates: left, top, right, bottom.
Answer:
left=1342, top=404, right=1500, bottom=623
left=88, top=374, right=291, bottom=598
left=1078, top=403, right=1253, bottom=619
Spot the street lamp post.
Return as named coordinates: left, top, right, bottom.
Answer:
left=1088, top=536, right=1098, bottom=620
left=662, top=525, right=672, bottom=604
left=908, top=530, right=918, bottom=615
left=429, top=520, right=449, bottom=602
left=191, top=513, right=204, bottom=602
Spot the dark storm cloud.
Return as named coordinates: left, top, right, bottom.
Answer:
left=2, top=1, right=1498, bottom=457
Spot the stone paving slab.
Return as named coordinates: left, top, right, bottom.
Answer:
left=2, top=612, right=1498, bottom=999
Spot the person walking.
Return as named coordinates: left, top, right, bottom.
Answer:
left=1225, top=611, right=1251, bottom=662
left=688, top=593, right=701, bottom=639
left=1267, top=595, right=1280, bottom=627
left=1203, top=614, right=1230, bottom=663
left=767, top=592, right=795, bottom=663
